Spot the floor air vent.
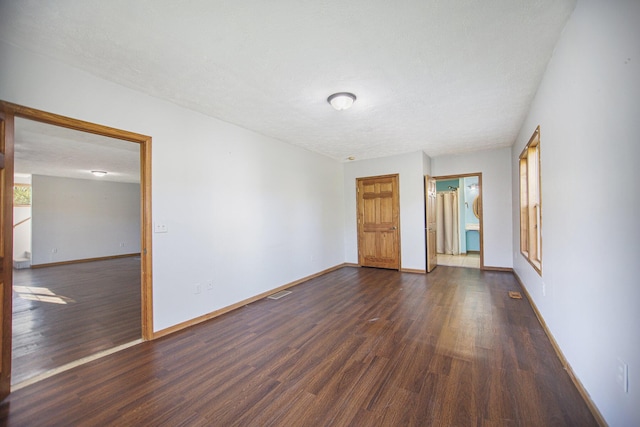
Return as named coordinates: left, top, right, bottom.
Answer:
left=267, top=290, right=292, bottom=300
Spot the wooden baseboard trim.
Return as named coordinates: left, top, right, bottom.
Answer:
left=400, top=268, right=426, bottom=274
left=513, top=272, right=607, bottom=427
left=153, top=263, right=352, bottom=339
left=343, top=263, right=360, bottom=268
left=481, top=266, right=513, bottom=272
left=30, top=253, right=141, bottom=269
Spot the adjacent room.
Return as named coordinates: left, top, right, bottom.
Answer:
left=0, top=0, right=638, bottom=426
left=11, top=119, right=142, bottom=385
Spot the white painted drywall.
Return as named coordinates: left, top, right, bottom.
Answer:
left=432, top=147, right=513, bottom=268
left=343, top=151, right=427, bottom=271
left=0, top=41, right=346, bottom=332
left=31, top=175, right=140, bottom=265
left=511, top=0, right=640, bottom=425
left=422, top=151, right=432, bottom=177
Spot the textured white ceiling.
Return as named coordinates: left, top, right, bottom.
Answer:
left=15, top=118, right=140, bottom=184
left=0, top=0, right=575, bottom=161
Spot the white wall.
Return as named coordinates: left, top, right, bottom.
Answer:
left=0, top=41, right=346, bottom=332
left=432, top=147, right=513, bottom=268
left=31, top=175, right=140, bottom=265
left=343, top=151, right=427, bottom=271
left=511, top=1, right=640, bottom=425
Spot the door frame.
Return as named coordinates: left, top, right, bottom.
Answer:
left=431, top=172, right=484, bottom=270
left=0, top=103, right=154, bottom=352
left=0, top=109, right=15, bottom=398
left=425, top=175, right=437, bottom=273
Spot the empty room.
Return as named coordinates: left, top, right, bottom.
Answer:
left=0, top=0, right=638, bottom=426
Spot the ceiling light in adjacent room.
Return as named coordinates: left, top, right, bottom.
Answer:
left=91, top=170, right=108, bottom=177
left=327, top=92, right=356, bottom=111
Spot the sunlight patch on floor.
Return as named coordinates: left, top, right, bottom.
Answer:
left=13, top=285, right=75, bottom=304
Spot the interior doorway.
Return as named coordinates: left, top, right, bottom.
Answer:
left=428, top=173, right=484, bottom=270
left=0, top=101, right=153, bottom=395
left=11, top=117, right=144, bottom=385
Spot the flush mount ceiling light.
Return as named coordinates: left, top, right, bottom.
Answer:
left=91, top=170, right=108, bottom=177
left=327, top=92, right=356, bottom=111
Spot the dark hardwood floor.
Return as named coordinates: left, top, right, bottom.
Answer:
left=11, top=257, right=142, bottom=384
left=1, top=266, right=597, bottom=426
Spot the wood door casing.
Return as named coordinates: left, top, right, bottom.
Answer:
left=425, top=176, right=437, bottom=272
left=0, top=101, right=153, bottom=345
left=357, top=174, right=400, bottom=270
left=0, top=100, right=154, bottom=400
left=0, top=110, right=14, bottom=399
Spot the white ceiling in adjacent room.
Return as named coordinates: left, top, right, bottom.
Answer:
left=0, top=0, right=575, bottom=162
left=14, top=118, right=140, bottom=184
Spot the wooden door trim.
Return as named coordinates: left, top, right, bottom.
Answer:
left=0, top=101, right=154, bottom=341
left=0, top=110, right=15, bottom=398
left=356, top=173, right=401, bottom=270
left=432, top=172, right=484, bottom=270
left=425, top=175, right=437, bottom=273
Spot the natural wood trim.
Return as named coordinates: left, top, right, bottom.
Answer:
left=139, top=128, right=153, bottom=341
left=0, top=102, right=150, bottom=143
left=30, top=253, right=140, bottom=269
left=12, top=217, right=31, bottom=229
left=0, top=100, right=154, bottom=341
left=400, top=268, right=426, bottom=274
left=343, top=263, right=360, bottom=268
left=432, top=172, right=482, bottom=181
left=519, top=126, right=542, bottom=276
left=153, top=263, right=352, bottom=339
left=0, top=109, right=16, bottom=399
left=481, top=266, right=513, bottom=272
left=513, top=272, right=607, bottom=427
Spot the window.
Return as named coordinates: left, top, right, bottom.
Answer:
left=14, top=184, right=32, bottom=207
left=519, top=126, right=542, bottom=274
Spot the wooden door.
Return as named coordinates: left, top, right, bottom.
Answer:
left=0, top=111, right=14, bottom=399
left=425, top=175, right=437, bottom=272
left=357, top=174, right=400, bottom=270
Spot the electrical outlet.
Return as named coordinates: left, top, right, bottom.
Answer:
left=51, top=248, right=58, bottom=254
left=617, top=359, right=629, bottom=393
left=194, top=284, right=202, bottom=294
left=207, top=281, right=213, bottom=291
left=154, top=222, right=168, bottom=233
left=120, top=242, right=125, bottom=248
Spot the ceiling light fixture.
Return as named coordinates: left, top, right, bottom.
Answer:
left=91, top=170, right=108, bottom=177
left=327, top=92, right=356, bottom=111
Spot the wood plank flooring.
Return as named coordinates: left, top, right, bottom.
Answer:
left=11, top=257, right=142, bottom=384
left=1, top=266, right=597, bottom=426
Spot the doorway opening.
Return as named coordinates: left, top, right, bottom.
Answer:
left=12, top=118, right=144, bottom=386
left=427, top=173, right=484, bottom=271
left=0, top=101, right=153, bottom=394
